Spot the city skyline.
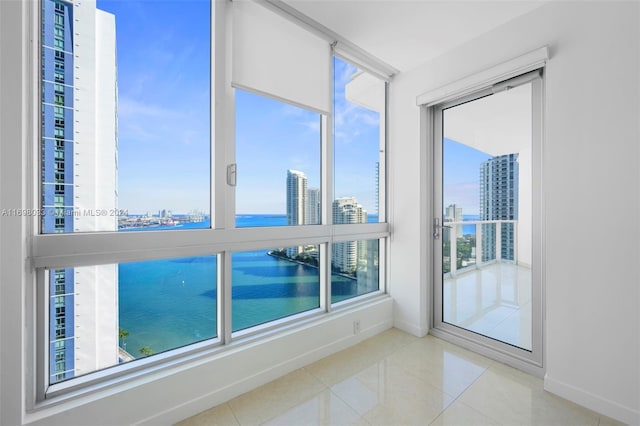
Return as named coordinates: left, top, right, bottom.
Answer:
left=285, top=169, right=369, bottom=274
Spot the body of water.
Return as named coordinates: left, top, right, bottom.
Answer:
left=462, top=214, right=480, bottom=235
left=118, top=214, right=373, bottom=358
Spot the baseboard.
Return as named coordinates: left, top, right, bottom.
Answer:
left=393, top=319, right=428, bottom=337
left=544, top=374, right=640, bottom=425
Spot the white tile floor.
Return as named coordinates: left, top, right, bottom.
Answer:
left=443, top=262, right=532, bottom=350
left=176, top=329, right=624, bottom=426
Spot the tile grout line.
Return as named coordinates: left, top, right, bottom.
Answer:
left=426, top=360, right=503, bottom=426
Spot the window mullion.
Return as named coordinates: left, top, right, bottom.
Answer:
left=213, top=0, right=233, bottom=231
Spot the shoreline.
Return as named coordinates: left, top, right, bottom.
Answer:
left=267, top=250, right=357, bottom=281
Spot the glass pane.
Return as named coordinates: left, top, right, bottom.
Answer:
left=331, top=239, right=379, bottom=303
left=40, top=0, right=211, bottom=234
left=442, top=83, right=532, bottom=350
left=235, top=90, right=321, bottom=227
left=333, top=57, right=385, bottom=223
left=48, top=255, right=217, bottom=385
left=232, top=246, right=321, bottom=331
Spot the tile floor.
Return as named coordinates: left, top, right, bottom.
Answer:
left=444, top=262, right=532, bottom=350
left=176, top=329, right=624, bottom=426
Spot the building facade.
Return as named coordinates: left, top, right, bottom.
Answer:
left=479, top=153, right=518, bottom=261
left=42, top=0, right=119, bottom=383
left=444, top=203, right=463, bottom=240
left=286, top=170, right=307, bottom=226
left=306, top=187, right=320, bottom=225
left=332, top=197, right=367, bottom=273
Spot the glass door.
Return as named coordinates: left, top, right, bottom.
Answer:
left=432, top=71, right=543, bottom=367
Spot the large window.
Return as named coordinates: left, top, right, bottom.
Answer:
left=35, top=0, right=388, bottom=399
left=47, top=256, right=217, bottom=384
left=235, top=91, right=321, bottom=227
left=40, top=0, right=211, bottom=235
left=333, top=57, right=386, bottom=223
left=232, top=246, right=321, bottom=331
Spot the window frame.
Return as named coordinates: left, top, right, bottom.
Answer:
left=30, top=0, right=391, bottom=406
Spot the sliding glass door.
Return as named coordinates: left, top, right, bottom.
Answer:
left=432, top=71, right=543, bottom=367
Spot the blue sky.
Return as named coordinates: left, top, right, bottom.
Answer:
left=443, top=138, right=491, bottom=215
left=98, top=0, right=211, bottom=215
left=97, top=2, right=381, bottom=216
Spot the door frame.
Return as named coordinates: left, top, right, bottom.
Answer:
left=420, top=57, right=546, bottom=376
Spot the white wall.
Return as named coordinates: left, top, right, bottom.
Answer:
left=389, top=2, right=639, bottom=423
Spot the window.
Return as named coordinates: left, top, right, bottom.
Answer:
left=34, top=0, right=389, bottom=400
left=331, top=239, right=380, bottom=303
left=333, top=57, right=386, bottom=223
left=235, top=90, right=320, bottom=227
left=41, top=0, right=211, bottom=235
left=232, top=246, right=320, bottom=331
left=46, top=255, right=218, bottom=384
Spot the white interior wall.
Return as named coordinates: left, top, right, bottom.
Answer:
left=389, top=2, right=639, bottom=423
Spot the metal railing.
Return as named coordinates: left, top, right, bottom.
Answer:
left=443, top=219, right=518, bottom=276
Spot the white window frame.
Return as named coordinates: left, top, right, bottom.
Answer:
left=27, top=0, right=392, bottom=405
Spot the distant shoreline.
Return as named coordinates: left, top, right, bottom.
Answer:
left=267, top=250, right=356, bottom=281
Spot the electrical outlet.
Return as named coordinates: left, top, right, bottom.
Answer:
left=353, top=320, right=361, bottom=334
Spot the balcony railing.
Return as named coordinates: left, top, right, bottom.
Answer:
left=443, top=219, right=518, bottom=276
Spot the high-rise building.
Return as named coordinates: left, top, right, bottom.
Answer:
left=479, top=153, right=518, bottom=261
left=444, top=203, right=463, bottom=239
left=42, top=0, right=118, bottom=383
left=286, top=170, right=307, bottom=257
left=286, top=170, right=307, bottom=226
left=332, top=197, right=367, bottom=273
left=307, top=187, right=320, bottom=225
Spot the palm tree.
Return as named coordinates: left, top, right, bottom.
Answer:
left=119, top=327, right=129, bottom=350
left=138, top=346, right=155, bottom=357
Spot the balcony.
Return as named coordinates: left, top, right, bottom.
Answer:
left=441, top=220, right=531, bottom=350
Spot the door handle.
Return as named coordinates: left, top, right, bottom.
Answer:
left=433, top=217, right=452, bottom=240
left=433, top=218, right=451, bottom=239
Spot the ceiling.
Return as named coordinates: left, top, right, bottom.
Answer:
left=282, top=1, right=548, bottom=72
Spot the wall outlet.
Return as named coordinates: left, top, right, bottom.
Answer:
left=353, top=320, right=361, bottom=335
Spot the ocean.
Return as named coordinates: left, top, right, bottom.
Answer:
left=118, top=215, right=375, bottom=358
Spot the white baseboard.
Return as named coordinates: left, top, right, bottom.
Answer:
left=393, top=319, right=428, bottom=337
left=544, top=374, right=640, bottom=425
